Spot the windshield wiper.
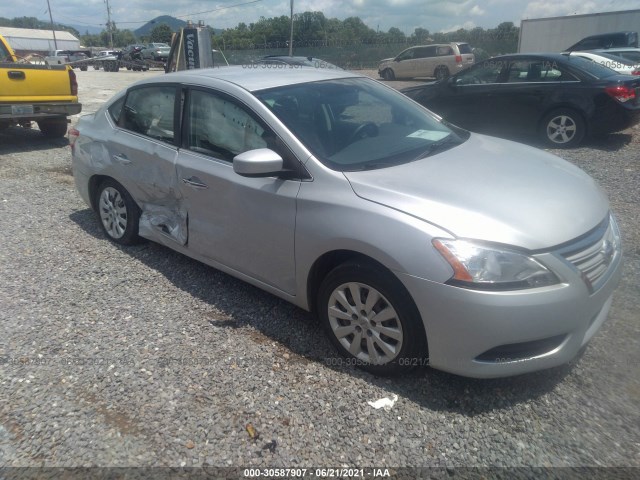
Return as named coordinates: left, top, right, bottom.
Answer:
left=412, top=135, right=460, bottom=161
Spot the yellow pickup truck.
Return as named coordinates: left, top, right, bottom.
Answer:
left=0, top=33, right=82, bottom=138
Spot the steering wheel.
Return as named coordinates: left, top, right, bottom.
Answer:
left=348, top=122, right=379, bottom=144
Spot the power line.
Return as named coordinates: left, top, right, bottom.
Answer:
left=114, top=0, right=264, bottom=25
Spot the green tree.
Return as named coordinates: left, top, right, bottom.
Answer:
left=149, top=24, right=173, bottom=44
left=410, top=27, right=431, bottom=44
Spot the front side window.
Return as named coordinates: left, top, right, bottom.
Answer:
left=186, top=89, right=268, bottom=162
left=455, top=61, right=504, bottom=85
left=119, top=85, right=176, bottom=142
left=396, top=49, right=415, bottom=61
left=256, top=77, right=468, bottom=172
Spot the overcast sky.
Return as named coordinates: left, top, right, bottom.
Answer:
left=3, top=0, right=640, bottom=34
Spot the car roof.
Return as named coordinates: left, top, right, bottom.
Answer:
left=568, top=51, right=637, bottom=63
left=138, top=65, right=363, bottom=92
left=490, top=53, right=569, bottom=61
left=591, top=47, right=640, bottom=53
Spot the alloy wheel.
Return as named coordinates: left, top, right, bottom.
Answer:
left=99, top=187, right=128, bottom=239
left=327, top=282, right=403, bottom=365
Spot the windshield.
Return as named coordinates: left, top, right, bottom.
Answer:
left=255, top=77, right=468, bottom=171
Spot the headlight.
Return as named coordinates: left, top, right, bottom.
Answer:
left=433, top=239, right=559, bottom=290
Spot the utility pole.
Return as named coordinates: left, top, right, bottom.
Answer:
left=105, top=0, right=114, bottom=48
left=46, top=0, right=58, bottom=50
left=288, top=0, right=293, bottom=56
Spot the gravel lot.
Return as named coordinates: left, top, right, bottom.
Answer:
left=0, top=68, right=639, bottom=474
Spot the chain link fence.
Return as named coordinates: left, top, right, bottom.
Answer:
left=213, top=33, right=519, bottom=69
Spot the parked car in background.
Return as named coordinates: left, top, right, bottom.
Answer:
left=96, top=50, right=119, bottom=58
left=566, top=31, right=638, bottom=51
left=71, top=66, right=622, bottom=378
left=45, top=49, right=91, bottom=71
left=567, top=51, right=640, bottom=75
left=402, top=53, right=640, bottom=147
left=141, top=43, right=170, bottom=62
left=590, top=47, right=640, bottom=64
left=253, top=55, right=341, bottom=69
left=1, top=33, right=81, bottom=137
left=378, top=42, right=474, bottom=81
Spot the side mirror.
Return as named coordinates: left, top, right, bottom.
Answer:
left=233, top=148, right=284, bottom=178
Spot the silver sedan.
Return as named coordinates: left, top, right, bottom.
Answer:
left=70, top=66, right=622, bottom=378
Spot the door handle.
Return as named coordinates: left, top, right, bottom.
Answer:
left=8, top=71, right=26, bottom=80
left=112, top=154, right=131, bottom=165
left=182, top=177, right=208, bottom=189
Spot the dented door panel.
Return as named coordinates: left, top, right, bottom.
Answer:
left=177, top=150, right=299, bottom=295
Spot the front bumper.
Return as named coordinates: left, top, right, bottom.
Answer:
left=398, top=221, right=623, bottom=378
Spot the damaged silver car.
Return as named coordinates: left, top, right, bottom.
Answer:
left=71, top=67, right=622, bottom=378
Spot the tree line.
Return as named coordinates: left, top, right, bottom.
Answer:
left=0, top=13, right=520, bottom=57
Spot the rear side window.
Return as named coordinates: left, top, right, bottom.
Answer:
left=437, top=46, right=454, bottom=56
left=108, top=97, right=125, bottom=124
left=119, top=85, right=176, bottom=142
left=457, top=43, right=473, bottom=54
left=564, top=55, right=619, bottom=78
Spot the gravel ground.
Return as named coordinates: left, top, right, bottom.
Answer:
left=0, top=69, right=639, bottom=473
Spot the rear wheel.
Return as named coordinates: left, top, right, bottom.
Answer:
left=37, top=118, right=68, bottom=138
left=434, top=65, right=450, bottom=81
left=540, top=108, right=585, bottom=148
left=95, top=179, right=141, bottom=245
left=318, top=261, right=427, bottom=376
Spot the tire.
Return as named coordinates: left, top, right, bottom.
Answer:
left=80, top=66, right=88, bottom=71
left=434, top=65, right=450, bottom=81
left=539, top=108, right=586, bottom=148
left=317, top=260, right=427, bottom=376
left=382, top=69, right=395, bottom=81
left=95, top=179, right=141, bottom=245
left=37, top=118, right=68, bottom=138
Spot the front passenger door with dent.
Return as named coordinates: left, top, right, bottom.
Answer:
left=177, top=88, right=300, bottom=295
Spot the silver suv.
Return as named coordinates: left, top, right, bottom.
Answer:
left=379, top=42, right=475, bottom=81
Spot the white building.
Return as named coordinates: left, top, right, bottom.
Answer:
left=0, top=26, right=80, bottom=55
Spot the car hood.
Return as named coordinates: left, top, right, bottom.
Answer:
left=343, top=134, right=609, bottom=250
left=379, top=57, right=394, bottom=65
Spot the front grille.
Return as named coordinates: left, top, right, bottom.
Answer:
left=557, top=215, right=621, bottom=292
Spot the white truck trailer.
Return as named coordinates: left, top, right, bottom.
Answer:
left=518, top=9, right=640, bottom=53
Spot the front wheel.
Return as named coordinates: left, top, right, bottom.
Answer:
left=539, top=108, right=586, bottom=148
left=318, top=261, right=427, bottom=376
left=382, top=69, right=395, bottom=81
left=95, top=179, right=141, bottom=245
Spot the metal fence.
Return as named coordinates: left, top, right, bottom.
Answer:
left=214, top=35, right=519, bottom=69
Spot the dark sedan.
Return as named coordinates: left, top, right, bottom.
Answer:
left=402, top=53, right=640, bottom=147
